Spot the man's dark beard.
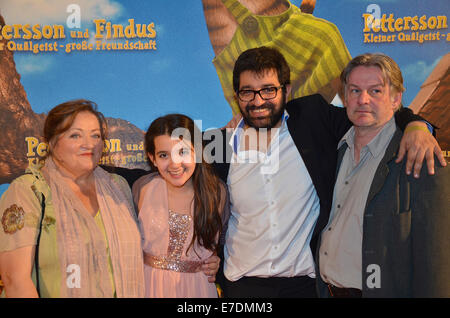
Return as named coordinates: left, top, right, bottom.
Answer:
left=242, top=94, right=286, bottom=130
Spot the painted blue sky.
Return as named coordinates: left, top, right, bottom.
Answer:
left=2, top=0, right=448, bottom=129
left=315, top=0, right=449, bottom=106
left=2, top=0, right=232, bottom=131
left=0, top=0, right=448, bottom=194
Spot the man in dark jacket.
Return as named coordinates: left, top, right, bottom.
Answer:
left=317, top=53, right=449, bottom=298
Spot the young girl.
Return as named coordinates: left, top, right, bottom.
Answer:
left=132, top=114, right=229, bottom=298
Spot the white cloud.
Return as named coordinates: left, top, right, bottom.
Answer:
left=149, top=58, right=172, bottom=74
left=0, top=0, right=123, bottom=25
left=14, top=55, right=53, bottom=75
left=403, top=56, right=443, bottom=84
left=155, top=24, right=164, bottom=37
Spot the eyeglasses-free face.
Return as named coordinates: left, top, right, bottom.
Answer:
left=345, top=65, right=401, bottom=133
left=237, top=85, right=284, bottom=102
left=50, top=111, right=104, bottom=178
left=148, top=134, right=196, bottom=190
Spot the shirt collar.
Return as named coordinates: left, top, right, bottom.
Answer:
left=229, top=110, right=290, bottom=154
left=338, top=116, right=396, bottom=158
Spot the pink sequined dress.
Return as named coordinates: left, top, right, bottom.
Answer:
left=134, top=174, right=218, bottom=298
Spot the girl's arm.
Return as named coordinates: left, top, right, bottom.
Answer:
left=202, top=255, right=220, bottom=283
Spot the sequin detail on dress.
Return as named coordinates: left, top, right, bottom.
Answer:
left=143, top=210, right=203, bottom=273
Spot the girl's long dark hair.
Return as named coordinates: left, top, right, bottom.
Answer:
left=145, top=114, right=224, bottom=253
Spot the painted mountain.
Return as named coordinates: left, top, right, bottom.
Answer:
left=0, top=14, right=148, bottom=185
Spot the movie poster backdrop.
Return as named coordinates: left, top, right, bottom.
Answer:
left=0, top=0, right=448, bottom=197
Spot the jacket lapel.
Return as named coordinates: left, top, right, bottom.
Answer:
left=365, top=129, right=402, bottom=207
left=336, top=143, right=348, bottom=180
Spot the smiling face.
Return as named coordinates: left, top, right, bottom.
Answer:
left=345, top=65, right=402, bottom=132
left=50, top=111, right=104, bottom=178
left=237, top=69, right=290, bottom=129
left=148, top=134, right=196, bottom=190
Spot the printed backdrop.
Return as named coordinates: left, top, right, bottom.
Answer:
left=0, top=0, right=448, bottom=196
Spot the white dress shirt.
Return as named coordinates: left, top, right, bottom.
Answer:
left=224, top=111, right=320, bottom=281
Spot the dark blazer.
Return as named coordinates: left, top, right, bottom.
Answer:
left=316, top=127, right=450, bottom=297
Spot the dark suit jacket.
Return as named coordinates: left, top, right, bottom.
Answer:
left=316, top=127, right=450, bottom=297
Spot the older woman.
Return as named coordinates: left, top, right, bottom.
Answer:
left=0, top=100, right=145, bottom=297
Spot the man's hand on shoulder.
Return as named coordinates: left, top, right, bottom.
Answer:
left=396, top=122, right=447, bottom=178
